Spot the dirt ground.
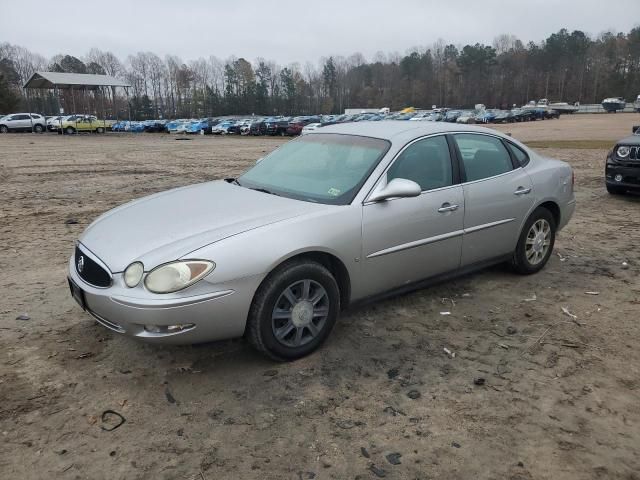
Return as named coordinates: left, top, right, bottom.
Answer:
left=1, top=114, right=639, bottom=480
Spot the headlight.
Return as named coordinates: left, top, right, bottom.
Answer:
left=123, top=262, right=144, bottom=288
left=144, top=260, right=215, bottom=294
left=617, top=146, right=631, bottom=157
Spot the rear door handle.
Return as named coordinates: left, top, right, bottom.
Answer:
left=514, top=187, right=532, bottom=195
left=438, top=203, right=459, bottom=213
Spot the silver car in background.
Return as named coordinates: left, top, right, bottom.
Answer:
left=68, top=122, right=575, bottom=360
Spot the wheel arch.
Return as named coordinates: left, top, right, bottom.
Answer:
left=262, top=249, right=352, bottom=309
left=536, top=200, right=561, bottom=227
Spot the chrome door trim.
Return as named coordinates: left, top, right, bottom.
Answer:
left=366, top=217, right=515, bottom=259
left=464, top=218, right=515, bottom=234
left=366, top=229, right=464, bottom=259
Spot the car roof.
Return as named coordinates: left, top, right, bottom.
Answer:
left=313, top=120, right=504, bottom=143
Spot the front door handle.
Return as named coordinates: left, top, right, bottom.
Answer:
left=438, top=203, right=459, bottom=213
left=514, top=187, right=532, bottom=195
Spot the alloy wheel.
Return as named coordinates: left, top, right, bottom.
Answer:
left=271, top=279, right=329, bottom=348
left=525, top=219, right=551, bottom=265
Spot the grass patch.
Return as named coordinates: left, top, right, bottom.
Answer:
left=524, top=140, right=614, bottom=149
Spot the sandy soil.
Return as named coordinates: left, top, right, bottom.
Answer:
left=1, top=114, right=639, bottom=480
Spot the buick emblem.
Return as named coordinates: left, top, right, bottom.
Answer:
left=77, top=255, right=85, bottom=273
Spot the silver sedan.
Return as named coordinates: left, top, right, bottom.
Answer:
left=68, top=122, right=575, bottom=360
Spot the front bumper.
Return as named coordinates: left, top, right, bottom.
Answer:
left=68, top=255, right=262, bottom=344
left=606, top=163, right=640, bottom=190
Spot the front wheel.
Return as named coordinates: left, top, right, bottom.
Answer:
left=246, top=260, right=340, bottom=361
left=0, top=125, right=8, bottom=133
left=65, top=127, right=75, bottom=135
left=96, top=127, right=105, bottom=134
left=33, top=124, right=44, bottom=133
left=511, top=207, right=556, bottom=274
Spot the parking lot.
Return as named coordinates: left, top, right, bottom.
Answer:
left=1, top=114, right=639, bottom=479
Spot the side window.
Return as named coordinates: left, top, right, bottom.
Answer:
left=387, top=135, right=453, bottom=191
left=31, top=114, right=41, bottom=119
left=454, top=134, right=514, bottom=182
left=507, top=142, right=529, bottom=166
left=16, top=114, right=30, bottom=120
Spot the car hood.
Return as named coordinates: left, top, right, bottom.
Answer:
left=80, top=180, right=328, bottom=272
left=617, top=134, right=640, bottom=146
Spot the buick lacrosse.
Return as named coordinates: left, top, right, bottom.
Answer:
left=68, top=122, right=575, bottom=360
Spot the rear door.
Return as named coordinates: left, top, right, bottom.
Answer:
left=452, top=133, right=535, bottom=266
left=360, top=134, right=464, bottom=297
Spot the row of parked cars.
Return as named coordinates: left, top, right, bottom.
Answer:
left=0, top=104, right=561, bottom=136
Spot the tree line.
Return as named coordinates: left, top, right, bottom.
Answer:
left=1, top=27, right=639, bottom=119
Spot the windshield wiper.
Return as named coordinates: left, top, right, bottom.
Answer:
left=249, top=187, right=280, bottom=196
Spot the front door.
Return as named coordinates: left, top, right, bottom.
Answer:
left=360, top=135, right=464, bottom=298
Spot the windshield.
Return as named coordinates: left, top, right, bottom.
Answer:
left=238, top=133, right=390, bottom=205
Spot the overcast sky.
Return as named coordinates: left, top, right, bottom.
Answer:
left=2, top=0, right=639, bottom=65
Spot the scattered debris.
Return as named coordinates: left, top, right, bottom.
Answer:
left=523, top=293, right=537, bottom=302
left=451, top=441, right=461, bottom=448
left=443, top=347, right=456, bottom=358
left=506, top=326, right=518, bottom=335
left=385, top=453, right=402, bottom=465
left=383, top=406, right=406, bottom=416
left=440, top=311, right=451, bottom=316
left=361, top=447, right=371, bottom=459
left=561, top=307, right=581, bottom=325
left=165, top=388, right=177, bottom=404
left=75, top=352, right=93, bottom=359
left=498, top=343, right=510, bottom=350
left=297, top=472, right=315, bottom=480
left=621, top=261, right=629, bottom=270
left=369, top=464, right=387, bottom=478
left=386, top=367, right=399, bottom=379
left=556, top=252, right=567, bottom=262
left=441, top=297, right=456, bottom=307
left=584, top=291, right=599, bottom=295
left=15, top=313, right=30, bottom=321
left=64, top=219, right=79, bottom=225
left=263, top=369, right=278, bottom=377
left=407, top=390, right=421, bottom=400
left=100, top=410, right=126, bottom=431
left=473, top=377, right=486, bottom=386
left=175, top=137, right=192, bottom=141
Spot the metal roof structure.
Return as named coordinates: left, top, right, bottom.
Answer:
left=23, top=71, right=130, bottom=90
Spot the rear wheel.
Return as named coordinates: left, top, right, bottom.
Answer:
left=33, top=124, right=44, bottom=133
left=0, top=125, right=8, bottom=133
left=511, top=207, right=556, bottom=274
left=96, top=127, right=105, bottom=134
left=606, top=184, right=626, bottom=195
left=65, top=126, right=75, bottom=135
left=246, top=260, right=340, bottom=361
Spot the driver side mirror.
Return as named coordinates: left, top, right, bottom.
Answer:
left=369, top=178, right=422, bottom=202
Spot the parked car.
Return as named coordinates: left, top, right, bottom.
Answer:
left=301, top=123, right=322, bottom=135
left=59, top=115, right=109, bottom=134
left=456, top=110, right=476, bottom=124
left=211, top=120, right=236, bottom=134
left=68, top=121, right=575, bottom=360
left=265, top=117, right=291, bottom=136
left=46, top=115, right=67, bottom=131
left=0, top=113, right=46, bottom=133
left=605, top=126, right=640, bottom=195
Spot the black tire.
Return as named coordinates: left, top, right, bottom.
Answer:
left=606, top=184, right=626, bottom=195
left=0, top=125, right=8, bottom=133
left=511, top=207, right=556, bottom=275
left=246, top=260, right=340, bottom=361
left=65, top=126, right=75, bottom=135
left=33, top=124, right=44, bottom=133
left=96, top=127, right=105, bottom=134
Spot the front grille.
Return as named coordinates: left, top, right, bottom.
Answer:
left=75, top=246, right=112, bottom=287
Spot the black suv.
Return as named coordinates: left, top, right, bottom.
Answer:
left=606, top=125, right=640, bottom=195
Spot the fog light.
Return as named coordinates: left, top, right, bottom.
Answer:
left=143, top=323, right=195, bottom=334
left=615, top=174, right=623, bottom=182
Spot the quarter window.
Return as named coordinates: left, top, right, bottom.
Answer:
left=507, top=142, right=529, bottom=166
left=454, top=134, right=514, bottom=182
left=387, top=135, right=453, bottom=191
